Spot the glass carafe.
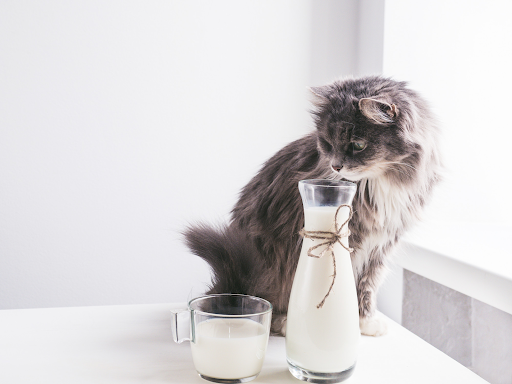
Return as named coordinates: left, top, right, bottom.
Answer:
left=286, top=179, right=359, bottom=383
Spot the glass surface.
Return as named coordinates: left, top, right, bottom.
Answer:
left=189, top=294, right=272, bottom=317
left=287, top=179, right=359, bottom=383
left=174, top=294, right=272, bottom=384
left=298, top=179, right=357, bottom=209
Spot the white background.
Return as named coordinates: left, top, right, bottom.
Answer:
left=376, top=0, right=512, bottom=324
left=0, top=0, right=380, bottom=309
left=384, top=0, right=512, bottom=225
left=1, top=0, right=510, bottom=311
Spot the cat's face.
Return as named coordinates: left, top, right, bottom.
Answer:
left=312, top=79, right=420, bottom=183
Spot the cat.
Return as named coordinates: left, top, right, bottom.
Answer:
left=183, top=75, right=442, bottom=337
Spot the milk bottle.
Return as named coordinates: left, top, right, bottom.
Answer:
left=286, top=179, right=359, bottom=383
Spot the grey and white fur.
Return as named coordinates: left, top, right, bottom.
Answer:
left=183, top=75, right=442, bottom=336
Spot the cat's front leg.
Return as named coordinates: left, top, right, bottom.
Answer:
left=356, top=259, right=388, bottom=337
left=271, top=313, right=287, bottom=336
left=359, top=313, right=388, bottom=337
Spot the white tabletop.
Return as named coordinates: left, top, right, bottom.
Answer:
left=0, top=303, right=487, bottom=383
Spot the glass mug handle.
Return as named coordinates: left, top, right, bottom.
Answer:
left=171, top=308, right=192, bottom=343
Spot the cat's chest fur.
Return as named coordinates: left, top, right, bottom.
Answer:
left=349, top=177, right=420, bottom=277
left=360, top=178, right=420, bottom=231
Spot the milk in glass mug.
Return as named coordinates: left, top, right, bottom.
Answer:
left=171, top=294, right=273, bottom=383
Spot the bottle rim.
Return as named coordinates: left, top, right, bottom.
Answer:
left=299, top=179, right=357, bottom=189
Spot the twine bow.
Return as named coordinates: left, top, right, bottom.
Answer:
left=298, top=204, right=354, bottom=309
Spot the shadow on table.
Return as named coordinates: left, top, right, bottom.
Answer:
left=255, top=367, right=295, bottom=383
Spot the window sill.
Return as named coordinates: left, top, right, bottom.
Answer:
left=398, top=220, right=512, bottom=315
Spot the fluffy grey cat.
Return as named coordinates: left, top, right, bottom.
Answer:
left=184, top=75, right=442, bottom=336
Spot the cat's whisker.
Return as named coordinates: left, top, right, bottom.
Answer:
left=325, top=171, right=339, bottom=180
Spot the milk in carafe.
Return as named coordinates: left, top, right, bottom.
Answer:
left=286, top=180, right=359, bottom=382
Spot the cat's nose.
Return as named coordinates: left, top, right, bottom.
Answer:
left=332, top=164, right=343, bottom=172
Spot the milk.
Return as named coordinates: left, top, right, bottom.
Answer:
left=191, top=318, right=269, bottom=380
left=286, top=206, right=360, bottom=373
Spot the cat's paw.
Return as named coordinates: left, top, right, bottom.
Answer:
left=359, top=315, right=388, bottom=337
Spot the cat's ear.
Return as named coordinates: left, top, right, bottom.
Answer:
left=359, top=98, right=398, bottom=124
left=308, top=86, right=331, bottom=107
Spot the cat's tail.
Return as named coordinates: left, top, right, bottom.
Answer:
left=182, top=223, right=270, bottom=297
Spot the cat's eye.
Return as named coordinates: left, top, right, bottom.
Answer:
left=351, top=141, right=366, bottom=151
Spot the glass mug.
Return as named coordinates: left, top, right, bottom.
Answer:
left=171, top=294, right=273, bottom=383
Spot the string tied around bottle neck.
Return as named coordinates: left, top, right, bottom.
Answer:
left=298, top=204, right=354, bottom=309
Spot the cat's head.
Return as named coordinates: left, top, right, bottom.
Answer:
left=311, top=76, right=434, bottom=185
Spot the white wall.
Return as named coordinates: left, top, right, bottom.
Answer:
left=0, top=1, right=367, bottom=309
left=376, top=0, right=512, bottom=325
left=356, top=0, right=385, bottom=77
left=309, top=0, right=385, bottom=83
left=383, top=0, right=512, bottom=225
left=0, top=0, right=311, bottom=309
